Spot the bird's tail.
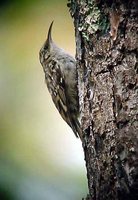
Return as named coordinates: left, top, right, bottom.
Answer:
left=71, top=118, right=83, bottom=141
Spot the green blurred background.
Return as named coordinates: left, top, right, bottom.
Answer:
left=0, top=0, right=87, bottom=199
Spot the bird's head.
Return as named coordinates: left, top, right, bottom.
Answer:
left=39, top=21, right=54, bottom=64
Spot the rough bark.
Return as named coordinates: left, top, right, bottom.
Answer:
left=68, top=0, right=138, bottom=199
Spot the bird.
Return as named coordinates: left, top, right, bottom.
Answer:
left=39, top=21, right=82, bottom=140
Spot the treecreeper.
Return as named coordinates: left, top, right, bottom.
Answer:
left=39, top=22, right=82, bottom=140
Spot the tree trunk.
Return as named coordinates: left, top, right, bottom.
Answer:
left=68, top=0, right=138, bottom=199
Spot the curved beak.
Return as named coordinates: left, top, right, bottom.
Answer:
left=46, top=21, right=54, bottom=45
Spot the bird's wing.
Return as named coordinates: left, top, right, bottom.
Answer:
left=45, top=62, right=80, bottom=138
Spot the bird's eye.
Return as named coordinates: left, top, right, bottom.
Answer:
left=44, top=44, right=48, bottom=51
left=44, top=46, right=47, bottom=51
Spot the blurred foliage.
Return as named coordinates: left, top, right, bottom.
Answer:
left=0, top=0, right=87, bottom=200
